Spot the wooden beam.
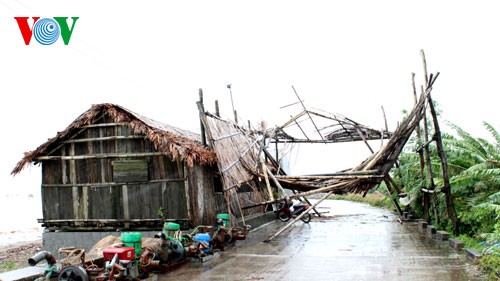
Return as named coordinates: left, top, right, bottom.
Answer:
left=35, top=152, right=165, bottom=161
left=41, top=178, right=186, bottom=188
left=82, top=123, right=128, bottom=128
left=61, top=135, right=145, bottom=144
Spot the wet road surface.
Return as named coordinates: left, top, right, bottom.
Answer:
left=159, top=200, right=480, bottom=281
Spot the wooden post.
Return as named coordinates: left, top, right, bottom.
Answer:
left=215, top=100, right=220, bottom=117
left=427, top=91, right=458, bottom=235
left=264, top=191, right=333, bottom=242
left=198, top=89, right=207, bottom=147
left=227, top=84, right=238, bottom=123
left=421, top=50, right=458, bottom=235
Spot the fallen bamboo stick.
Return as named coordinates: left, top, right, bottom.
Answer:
left=264, top=190, right=333, bottom=243
left=276, top=174, right=383, bottom=181
left=242, top=178, right=358, bottom=210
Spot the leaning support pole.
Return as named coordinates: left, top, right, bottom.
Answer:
left=264, top=191, right=333, bottom=243
left=426, top=88, right=458, bottom=235
left=261, top=161, right=275, bottom=205
left=384, top=177, right=404, bottom=220
left=421, top=50, right=458, bottom=235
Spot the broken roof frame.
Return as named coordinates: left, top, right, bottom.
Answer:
left=271, top=85, right=392, bottom=145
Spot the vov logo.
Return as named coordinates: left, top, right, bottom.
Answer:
left=14, top=17, right=79, bottom=45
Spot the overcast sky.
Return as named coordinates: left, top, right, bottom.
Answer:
left=1, top=1, right=499, bottom=198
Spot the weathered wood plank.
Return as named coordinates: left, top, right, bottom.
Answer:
left=81, top=123, right=128, bottom=128
left=36, top=152, right=165, bottom=161
left=61, top=135, right=145, bottom=144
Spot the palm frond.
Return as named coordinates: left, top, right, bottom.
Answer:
left=483, top=121, right=500, bottom=148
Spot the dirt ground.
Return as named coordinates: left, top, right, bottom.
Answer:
left=0, top=240, right=42, bottom=273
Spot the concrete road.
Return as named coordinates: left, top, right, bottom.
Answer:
left=159, top=200, right=481, bottom=281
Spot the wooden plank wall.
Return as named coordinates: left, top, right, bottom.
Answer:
left=40, top=118, right=191, bottom=227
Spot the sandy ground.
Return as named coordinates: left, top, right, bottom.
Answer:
left=0, top=240, right=42, bottom=273
left=0, top=229, right=43, bottom=273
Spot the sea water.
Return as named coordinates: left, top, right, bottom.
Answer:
left=0, top=182, right=43, bottom=246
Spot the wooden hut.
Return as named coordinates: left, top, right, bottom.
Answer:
left=11, top=103, right=241, bottom=230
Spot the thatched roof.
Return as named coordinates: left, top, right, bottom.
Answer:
left=203, top=112, right=263, bottom=191
left=11, top=103, right=216, bottom=175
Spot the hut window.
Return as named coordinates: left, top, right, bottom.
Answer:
left=213, top=175, right=223, bottom=193
left=112, top=160, right=148, bottom=183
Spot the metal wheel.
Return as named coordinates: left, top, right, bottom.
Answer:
left=300, top=213, right=312, bottom=223
left=58, top=265, right=89, bottom=281
left=278, top=211, right=290, bottom=222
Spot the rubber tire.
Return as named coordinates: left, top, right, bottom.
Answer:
left=300, top=213, right=312, bottom=223
left=278, top=211, right=290, bottom=222
left=58, top=265, right=89, bottom=281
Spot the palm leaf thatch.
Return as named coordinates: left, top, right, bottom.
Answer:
left=201, top=112, right=271, bottom=222
left=12, top=103, right=216, bottom=175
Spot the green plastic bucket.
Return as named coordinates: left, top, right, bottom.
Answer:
left=121, top=232, right=142, bottom=257
left=164, top=222, right=180, bottom=231
left=216, top=213, right=230, bottom=227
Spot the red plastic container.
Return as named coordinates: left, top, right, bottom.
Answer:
left=103, top=246, right=135, bottom=261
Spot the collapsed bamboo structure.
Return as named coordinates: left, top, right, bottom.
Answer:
left=242, top=74, right=438, bottom=210
left=273, top=109, right=391, bottom=144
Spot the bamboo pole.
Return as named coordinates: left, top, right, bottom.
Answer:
left=381, top=105, right=388, bottom=148
left=291, top=190, right=321, bottom=217
left=420, top=85, right=439, bottom=224
left=384, top=177, right=403, bottom=219
left=354, top=125, right=374, bottom=154
left=263, top=166, right=322, bottom=217
left=291, top=86, right=325, bottom=142
left=421, top=50, right=457, bottom=233
left=261, top=161, right=274, bottom=202
left=264, top=191, right=333, bottom=243
left=278, top=110, right=307, bottom=130
left=424, top=90, right=458, bottom=235
left=242, top=178, right=358, bottom=210
left=292, top=115, right=310, bottom=140
left=412, top=73, right=430, bottom=222
left=264, top=165, right=289, bottom=196
left=198, top=89, right=207, bottom=147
